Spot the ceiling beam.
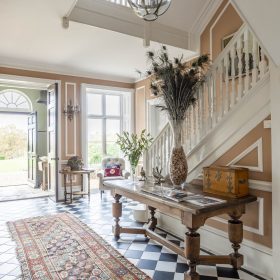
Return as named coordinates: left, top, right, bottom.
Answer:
left=66, top=0, right=192, bottom=51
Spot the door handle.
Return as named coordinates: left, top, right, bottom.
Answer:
left=51, top=157, right=59, bottom=160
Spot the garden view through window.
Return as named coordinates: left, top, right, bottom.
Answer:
left=87, top=91, right=122, bottom=168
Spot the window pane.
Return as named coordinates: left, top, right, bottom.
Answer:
left=106, top=95, right=120, bottom=116
left=87, top=93, right=102, bottom=115
left=106, top=119, right=120, bottom=157
left=87, top=119, right=103, bottom=167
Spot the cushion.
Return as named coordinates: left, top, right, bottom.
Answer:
left=104, top=167, right=121, bottom=177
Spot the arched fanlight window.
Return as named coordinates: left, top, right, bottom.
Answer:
left=0, top=89, right=32, bottom=113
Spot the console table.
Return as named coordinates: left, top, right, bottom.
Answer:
left=103, top=180, right=257, bottom=280
left=59, top=169, right=94, bottom=203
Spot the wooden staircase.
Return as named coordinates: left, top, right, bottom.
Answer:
left=144, top=24, right=270, bottom=179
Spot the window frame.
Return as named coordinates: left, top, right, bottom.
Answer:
left=87, top=91, right=123, bottom=156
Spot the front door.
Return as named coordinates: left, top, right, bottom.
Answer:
left=47, top=83, right=58, bottom=201
left=27, top=112, right=37, bottom=187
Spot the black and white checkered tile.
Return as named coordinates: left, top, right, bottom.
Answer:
left=0, top=192, right=268, bottom=280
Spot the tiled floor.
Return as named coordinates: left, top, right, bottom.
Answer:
left=0, top=185, right=50, bottom=202
left=0, top=193, right=267, bottom=280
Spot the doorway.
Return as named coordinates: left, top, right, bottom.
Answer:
left=0, top=79, right=59, bottom=202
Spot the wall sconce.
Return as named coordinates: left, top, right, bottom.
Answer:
left=63, top=99, right=80, bottom=121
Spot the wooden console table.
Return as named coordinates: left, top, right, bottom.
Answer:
left=103, top=180, right=257, bottom=280
left=59, top=169, right=95, bottom=203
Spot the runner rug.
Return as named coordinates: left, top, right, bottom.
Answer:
left=7, top=213, right=150, bottom=280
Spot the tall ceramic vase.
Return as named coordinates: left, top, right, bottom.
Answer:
left=169, top=119, right=188, bottom=188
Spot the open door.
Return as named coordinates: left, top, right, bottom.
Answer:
left=47, top=83, right=58, bottom=201
left=27, top=112, right=38, bottom=187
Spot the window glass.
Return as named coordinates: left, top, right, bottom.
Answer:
left=0, top=90, right=30, bottom=111
left=106, top=95, right=120, bottom=116
left=87, top=93, right=102, bottom=115
left=87, top=119, right=103, bottom=166
left=106, top=119, right=120, bottom=157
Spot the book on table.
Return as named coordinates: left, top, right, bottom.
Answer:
left=141, top=185, right=225, bottom=205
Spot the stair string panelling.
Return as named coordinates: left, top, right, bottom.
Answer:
left=144, top=24, right=270, bottom=177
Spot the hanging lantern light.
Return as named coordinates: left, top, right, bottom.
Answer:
left=127, top=0, right=172, bottom=21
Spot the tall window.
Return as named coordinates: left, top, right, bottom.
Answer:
left=87, top=89, right=124, bottom=167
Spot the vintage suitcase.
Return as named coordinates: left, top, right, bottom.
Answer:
left=203, top=166, right=249, bottom=198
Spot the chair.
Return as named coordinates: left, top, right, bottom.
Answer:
left=97, top=157, right=130, bottom=199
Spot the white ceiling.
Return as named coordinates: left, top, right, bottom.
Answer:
left=0, top=0, right=213, bottom=83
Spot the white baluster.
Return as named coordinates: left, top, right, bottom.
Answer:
left=243, top=28, right=250, bottom=93
left=160, top=136, right=163, bottom=172
left=163, top=131, right=167, bottom=175
left=199, top=85, right=205, bottom=137
left=230, top=46, right=236, bottom=107
left=153, top=144, right=156, bottom=169
left=224, top=53, right=230, bottom=113
left=207, top=75, right=212, bottom=130
left=167, top=126, right=171, bottom=171
left=252, top=36, right=258, bottom=86
left=259, top=47, right=267, bottom=78
left=219, top=62, right=224, bottom=119
left=192, top=105, right=197, bottom=147
left=197, top=90, right=202, bottom=142
left=211, top=71, right=217, bottom=128
left=237, top=36, right=243, bottom=100
left=187, top=109, right=192, bottom=151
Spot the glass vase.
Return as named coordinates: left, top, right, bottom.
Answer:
left=169, top=119, right=188, bottom=188
left=130, top=164, right=137, bottom=182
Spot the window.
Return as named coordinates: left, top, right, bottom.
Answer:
left=0, top=90, right=32, bottom=112
left=86, top=89, right=125, bottom=167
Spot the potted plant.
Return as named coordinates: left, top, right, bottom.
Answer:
left=116, top=130, right=153, bottom=180
left=145, top=46, right=210, bottom=187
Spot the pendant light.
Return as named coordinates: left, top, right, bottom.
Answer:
left=127, top=0, right=172, bottom=21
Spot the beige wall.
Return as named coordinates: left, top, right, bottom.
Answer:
left=204, top=117, right=272, bottom=248
left=200, top=0, right=243, bottom=59
left=134, top=77, right=155, bottom=134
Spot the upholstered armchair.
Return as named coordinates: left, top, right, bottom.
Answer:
left=97, top=157, right=130, bottom=199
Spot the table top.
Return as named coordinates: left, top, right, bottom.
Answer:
left=59, top=169, right=95, bottom=174
left=103, top=180, right=257, bottom=215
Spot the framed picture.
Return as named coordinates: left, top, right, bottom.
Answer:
left=222, top=32, right=236, bottom=49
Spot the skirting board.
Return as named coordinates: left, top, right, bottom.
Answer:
left=157, top=213, right=272, bottom=279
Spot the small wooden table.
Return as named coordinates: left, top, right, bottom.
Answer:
left=103, top=180, right=257, bottom=280
left=59, top=169, right=95, bottom=203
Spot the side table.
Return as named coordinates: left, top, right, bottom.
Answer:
left=59, top=169, right=95, bottom=203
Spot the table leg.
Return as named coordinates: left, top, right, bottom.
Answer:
left=228, top=212, right=244, bottom=269
left=112, top=194, right=122, bottom=240
left=69, top=174, right=73, bottom=204
left=88, top=173, right=90, bottom=201
left=147, top=206, right=157, bottom=231
left=81, top=174, right=84, bottom=198
left=64, top=174, right=67, bottom=203
left=184, top=228, right=200, bottom=280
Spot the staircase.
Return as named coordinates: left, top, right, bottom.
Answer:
left=144, top=24, right=270, bottom=180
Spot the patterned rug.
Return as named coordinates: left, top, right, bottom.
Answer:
left=7, top=213, right=151, bottom=280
